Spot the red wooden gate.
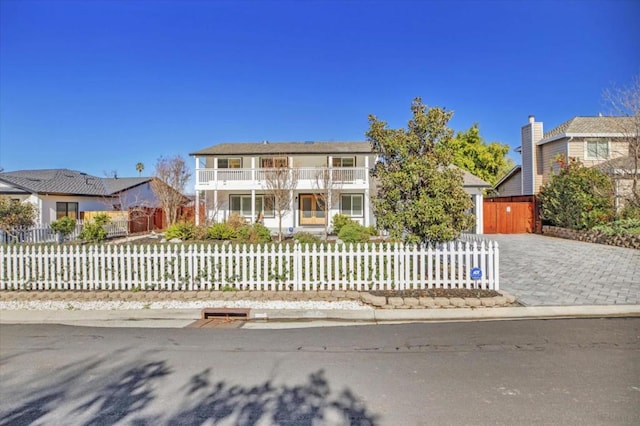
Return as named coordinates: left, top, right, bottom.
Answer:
left=483, top=196, right=540, bottom=234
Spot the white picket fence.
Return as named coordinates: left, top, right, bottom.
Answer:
left=0, top=220, right=128, bottom=244
left=0, top=241, right=499, bottom=292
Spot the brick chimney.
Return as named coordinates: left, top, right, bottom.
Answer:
left=520, top=115, right=544, bottom=195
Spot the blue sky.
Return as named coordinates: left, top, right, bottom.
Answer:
left=1, top=0, right=638, bottom=189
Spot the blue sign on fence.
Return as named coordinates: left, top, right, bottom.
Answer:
left=470, top=267, right=482, bottom=280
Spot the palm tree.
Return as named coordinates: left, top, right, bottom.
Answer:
left=135, top=162, right=144, bottom=176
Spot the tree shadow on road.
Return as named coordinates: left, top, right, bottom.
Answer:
left=1, top=353, right=378, bottom=425
left=168, top=368, right=378, bottom=425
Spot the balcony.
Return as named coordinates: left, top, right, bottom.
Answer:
left=195, top=167, right=370, bottom=191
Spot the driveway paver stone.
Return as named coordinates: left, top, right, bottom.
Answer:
left=490, top=234, right=640, bottom=306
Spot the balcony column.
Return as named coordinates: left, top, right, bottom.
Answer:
left=364, top=156, right=370, bottom=185
left=214, top=190, right=219, bottom=222
left=364, top=190, right=370, bottom=227
left=213, top=157, right=218, bottom=183
left=289, top=188, right=295, bottom=230
left=195, top=157, right=200, bottom=226
left=195, top=190, right=200, bottom=226
left=251, top=189, right=256, bottom=223
left=327, top=156, right=333, bottom=214
left=251, top=157, right=256, bottom=181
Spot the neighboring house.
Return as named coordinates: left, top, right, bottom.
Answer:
left=496, top=115, right=637, bottom=205
left=190, top=141, right=491, bottom=234
left=493, top=165, right=522, bottom=197
left=595, top=155, right=639, bottom=210
left=0, top=169, right=159, bottom=225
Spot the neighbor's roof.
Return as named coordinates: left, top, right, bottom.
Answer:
left=494, top=165, right=522, bottom=188
left=594, top=155, right=639, bottom=175
left=0, top=169, right=151, bottom=196
left=102, top=177, right=151, bottom=194
left=190, top=141, right=373, bottom=156
left=539, top=116, right=636, bottom=145
left=460, top=168, right=492, bottom=188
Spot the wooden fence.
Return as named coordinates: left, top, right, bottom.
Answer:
left=0, top=241, right=499, bottom=292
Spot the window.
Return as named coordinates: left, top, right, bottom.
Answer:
left=585, top=140, right=609, bottom=160
left=341, top=194, right=363, bottom=217
left=229, top=195, right=275, bottom=217
left=332, top=157, right=355, bottom=167
left=261, top=157, right=288, bottom=168
left=218, top=158, right=242, bottom=169
left=56, top=202, right=78, bottom=220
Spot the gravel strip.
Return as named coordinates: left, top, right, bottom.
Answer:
left=0, top=300, right=373, bottom=311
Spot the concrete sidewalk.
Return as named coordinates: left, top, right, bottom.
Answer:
left=2, top=305, right=639, bottom=328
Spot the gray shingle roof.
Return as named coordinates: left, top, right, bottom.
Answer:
left=0, top=169, right=151, bottom=196
left=190, top=141, right=373, bottom=156
left=460, top=169, right=492, bottom=188
left=594, top=155, right=639, bottom=174
left=541, top=116, right=635, bottom=143
left=103, top=177, right=151, bottom=194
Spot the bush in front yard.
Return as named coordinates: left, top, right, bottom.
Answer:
left=50, top=216, right=76, bottom=240
left=331, top=214, right=355, bottom=235
left=294, top=232, right=322, bottom=245
left=592, top=219, right=640, bottom=236
left=208, top=222, right=236, bottom=240
left=338, top=223, right=375, bottom=243
left=165, top=221, right=196, bottom=240
left=235, top=223, right=272, bottom=243
left=79, top=213, right=110, bottom=243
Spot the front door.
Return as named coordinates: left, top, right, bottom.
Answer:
left=299, top=194, right=326, bottom=226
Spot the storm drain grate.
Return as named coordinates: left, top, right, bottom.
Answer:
left=186, top=308, right=250, bottom=328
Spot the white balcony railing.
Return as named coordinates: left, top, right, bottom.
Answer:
left=196, top=167, right=368, bottom=187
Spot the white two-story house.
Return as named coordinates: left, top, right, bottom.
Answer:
left=191, top=141, right=489, bottom=234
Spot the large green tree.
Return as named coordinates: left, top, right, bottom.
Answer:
left=367, top=98, right=474, bottom=245
left=446, top=124, right=513, bottom=186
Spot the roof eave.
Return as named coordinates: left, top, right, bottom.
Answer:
left=538, top=132, right=629, bottom=145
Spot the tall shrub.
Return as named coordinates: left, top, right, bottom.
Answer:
left=539, top=156, right=614, bottom=230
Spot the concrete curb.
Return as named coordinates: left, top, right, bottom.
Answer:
left=1, top=305, right=638, bottom=328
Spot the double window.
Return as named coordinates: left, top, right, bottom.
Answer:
left=218, top=158, right=242, bottom=169
left=56, top=202, right=79, bottom=220
left=261, top=157, right=288, bottom=168
left=332, top=157, right=355, bottom=167
left=229, top=195, right=275, bottom=217
left=585, top=140, right=609, bottom=160
left=340, top=194, right=363, bottom=217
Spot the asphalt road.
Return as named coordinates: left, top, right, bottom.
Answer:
left=1, top=318, right=638, bottom=425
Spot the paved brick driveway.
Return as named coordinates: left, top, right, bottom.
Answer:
left=488, top=234, right=640, bottom=306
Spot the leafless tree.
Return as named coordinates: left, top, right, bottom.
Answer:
left=603, top=74, right=640, bottom=209
left=314, top=167, right=343, bottom=238
left=264, top=163, right=299, bottom=241
left=151, top=156, right=191, bottom=227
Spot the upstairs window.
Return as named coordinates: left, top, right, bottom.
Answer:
left=261, top=157, right=288, bottom=168
left=218, top=158, right=242, bottom=169
left=332, top=157, right=355, bottom=167
left=585, top=140, right=609, bottom=160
